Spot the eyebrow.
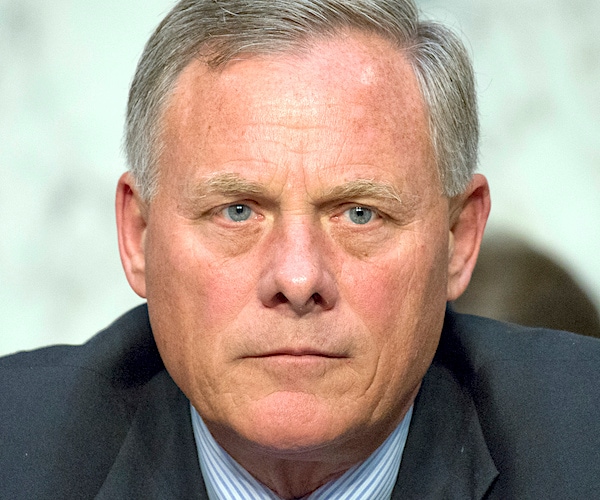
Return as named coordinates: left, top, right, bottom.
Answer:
left=187, top=172, right=268, bottom=201
left=321, top=179, right=405, bottom=207
left=184, top=173, right=408, bottom=209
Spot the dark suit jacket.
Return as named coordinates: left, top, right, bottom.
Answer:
left=1, top=304, right=599, bottom=499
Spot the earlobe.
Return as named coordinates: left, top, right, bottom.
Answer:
left=116, top=172, right=148, bottom=298
left=446, top=174, right=491, bottom=301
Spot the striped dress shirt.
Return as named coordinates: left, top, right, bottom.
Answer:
left=191, top=404, right=413, bottom=499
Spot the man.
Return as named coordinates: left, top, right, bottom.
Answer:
left=1, top=1, right=599, bottom=498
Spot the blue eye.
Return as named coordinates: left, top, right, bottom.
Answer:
left=224, top=204, right=253, bottom=222
left=346, top=206, right=374, bottom=225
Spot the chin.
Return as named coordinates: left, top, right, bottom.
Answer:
left=230, top=391, right=356, bottom=455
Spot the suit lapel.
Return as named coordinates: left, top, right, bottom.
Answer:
left=96, top=370, right=208, bottom=499
left=391, top=346, right=498, bottom=498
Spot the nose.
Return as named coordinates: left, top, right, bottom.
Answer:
left=257, top=218, right=338, bottom=315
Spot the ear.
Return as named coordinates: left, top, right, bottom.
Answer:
left=447, top=174, right=491, bottom=301
left=116, top=172, right=148, bottom=298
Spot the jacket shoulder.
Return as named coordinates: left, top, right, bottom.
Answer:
left=443, top=310, right=600, bottom=365
left=439, top=311, right=600, bottom=497
left=0, top=304, right=164, bottom=499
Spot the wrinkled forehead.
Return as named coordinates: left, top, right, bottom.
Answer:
left=156, top=32, right=437, bottom=194
left=166, top=32, right=426, bottom=137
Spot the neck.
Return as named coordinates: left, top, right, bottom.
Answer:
left=207, top=416, right=406, bottom=498
left=240, top=457, right=355, bottom=499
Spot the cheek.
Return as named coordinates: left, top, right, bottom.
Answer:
left=144, top=220, right=260, bottom=359
left=144, top=221, right=263, bottom=401
left=341, top=232, right=449, bottom=349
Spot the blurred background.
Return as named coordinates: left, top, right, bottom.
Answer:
left=1, top=0, right=599, bottom=355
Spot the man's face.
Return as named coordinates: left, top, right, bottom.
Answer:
left=119, top=33, right=482, bottom=463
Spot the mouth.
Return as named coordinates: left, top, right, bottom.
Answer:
left=248, top=349, right=348, bottom=359
left=239, top=348, right=350, bottom=381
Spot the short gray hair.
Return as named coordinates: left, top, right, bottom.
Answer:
left=125, top=0, right=478, bottom=200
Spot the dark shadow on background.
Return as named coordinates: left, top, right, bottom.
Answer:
left=453, top=234, right=600, bottom=338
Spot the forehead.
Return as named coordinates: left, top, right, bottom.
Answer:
left=159, top=32, right=436, bottom=190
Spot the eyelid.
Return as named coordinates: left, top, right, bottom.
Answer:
left=337, top=203, right=380, bottom=215
left=346, top=204, right=377, bottom=214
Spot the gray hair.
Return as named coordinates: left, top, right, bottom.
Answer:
left=125, top=0, right=478, bottom=200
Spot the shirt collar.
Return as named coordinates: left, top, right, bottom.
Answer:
left=191, top=404, right=413, bottom=500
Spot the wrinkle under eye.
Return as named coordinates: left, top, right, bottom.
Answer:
left=225, top=204, right=253, bottom=222
left=346, top=207, right=374, bottom=225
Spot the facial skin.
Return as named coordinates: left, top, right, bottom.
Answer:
left=117, top=31, right=490, bottom=498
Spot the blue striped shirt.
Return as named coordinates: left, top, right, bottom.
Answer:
left=191, top=404, right=413, bottom=499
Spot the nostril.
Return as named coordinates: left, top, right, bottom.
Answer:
left=269, top=291, right=325, bottom=310
left=274, top=292, right=287, bottom=305
left=312, top=293, right=324, bottom=306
